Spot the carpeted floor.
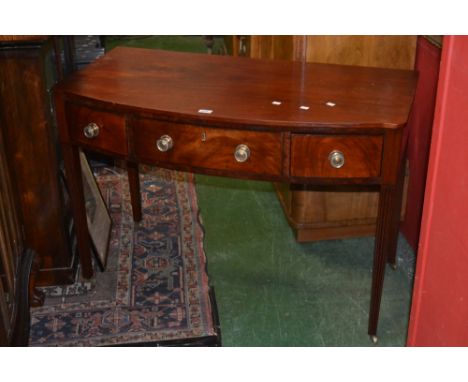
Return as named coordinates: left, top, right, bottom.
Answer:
left=196, top=175, right=415, bottom=346
left=29, top=164, right=218, bottom=346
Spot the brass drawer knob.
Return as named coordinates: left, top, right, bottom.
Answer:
left=234, top=144, right=250, bottom=163
left=83, top=123, right=100, bottom=138
left=328, top=150, right=345, bottom=168
left=156, top=135, right=174, bottom=152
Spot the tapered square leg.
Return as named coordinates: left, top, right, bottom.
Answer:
left=386, top=163, right=406, bottom=269
left=61, top=144, right=93, bottom=279
left=368, top=185, right=398, bottom=338
left=127, top=161, right=142, bottom=222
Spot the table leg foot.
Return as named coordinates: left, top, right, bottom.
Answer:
left=370, top=335, right=378, bottom=344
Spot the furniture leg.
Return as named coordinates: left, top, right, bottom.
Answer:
left=386, top=162, right=407, bottom=268
left=368, top=185, right=398, bottom=342
left=127, top=162, right=142, bottom=222
left=11, top=249, right=36, bottom=346
left=29, top=252, right=45, bottom=307
left=61, top=144, right=93, bottom=279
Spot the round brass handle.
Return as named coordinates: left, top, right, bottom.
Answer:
left=234, top=144, right=250, bottom=163
left=328, top=150, right=345, bottom=169
left=83, top=123, right=100, bottom=139
left=156, top=135, right=174, bottom=152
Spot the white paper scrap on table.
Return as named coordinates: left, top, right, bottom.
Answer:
left=198, top=109, right=213, bottom=114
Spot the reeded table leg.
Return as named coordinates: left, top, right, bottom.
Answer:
left=386, top=162, right=407, bottom=269
left=127, top=161, right=142, bottom=222
left=368, top=184, right=400, bottom=341
left=62, top=144, right=93, bottom=279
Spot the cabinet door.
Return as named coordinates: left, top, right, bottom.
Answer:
left=0, top=121, right=24, bottom=345
left=305, top=36, right=416, bottom=69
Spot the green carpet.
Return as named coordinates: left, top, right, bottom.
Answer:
left=104, top=35, right=225, bottom=54
left=195, top=175, right=414, bottom=346
left=103, top=35, right=415, bottom=346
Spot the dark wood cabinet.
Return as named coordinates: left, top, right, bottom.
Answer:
left=0, top=118, right=40, bottom=346
left=0, top=36, right=77, bottom=286
left=0, top=123, right=23, bottom=345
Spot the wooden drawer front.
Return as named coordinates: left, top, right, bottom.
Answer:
left=67, top=104, right=127, bottom=155
left=291, top=135, right=383, bottom=178
left=132, top=119, right=283, bottom=177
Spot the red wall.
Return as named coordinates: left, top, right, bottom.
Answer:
left=401, top=37, right=441, bottom=250
left=407, top=36, right=468, bottom=346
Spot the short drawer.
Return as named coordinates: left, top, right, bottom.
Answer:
left=131, top=118, right=283, bottom=177
left=290, top=135, right=383, bottom=178
left=67, top=103, right=128, bottom=155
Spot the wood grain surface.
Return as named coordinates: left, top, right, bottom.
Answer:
left=290, top=134, right=383, bottom=178
left=56, top=47, right=417, bottom=131
left=305, top=36, right=417, bottom=70
left=1, top=39, right=76, bottom=285
left=0, top=35, right=47, bottom=43
left=67, top=103, right=128, bottom=155
left=132, top=118, right=283, bottom=177
left=248, top=36, right=417, bottom=70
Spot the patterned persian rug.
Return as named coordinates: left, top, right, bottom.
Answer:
left=29, top=164, right=218, bottom=346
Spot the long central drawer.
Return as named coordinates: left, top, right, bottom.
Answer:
left=131, top=118, right=283, bottom=177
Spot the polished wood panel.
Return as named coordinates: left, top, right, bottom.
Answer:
left=305, top=36, right=417, bottom=69
left=56, top=47, right=416, bottom=132
left=249, top=36, right=306, bottom=61
left=248, top=36, right=416, bottom=68
left=250, top=36, right=296, bottom=60
left=0, top=35, right=47, bottom=43
left=290, top=135, right=383, bottom=178
left=132, top=118, right=283, bottom=177
left=67, top=103, right=127, bottom=155
left=275, top=177, right=408, bottom=242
